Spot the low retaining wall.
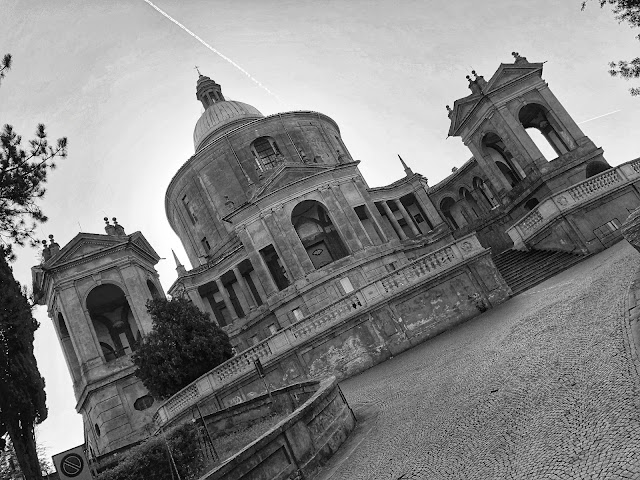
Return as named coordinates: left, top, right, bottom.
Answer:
left=201, top=376, right=356, bottom=480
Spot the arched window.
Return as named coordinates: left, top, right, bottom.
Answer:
left=524, top=198, right=540, bottom=211
left=519, top=103, right=571, bottom=157
left=473, top=177, right=499, bottom=208
left=459, top=187, right=479, bottom=218
left=585, top=160, right=611, bottom=178
left=495, top=160, right=521, bottom=188
left=440, top=197, right=459, bottom=230
left=482, top=133, right=524, bottom=187
left=291, top=200, right=348, bottom=269
left=147, top=280, right=162, bottom=300
left=251, top=136, right=283, bottom=172
left=87, top=284, right=139, bottom=362
left=58, top=313, right=81, bottom=380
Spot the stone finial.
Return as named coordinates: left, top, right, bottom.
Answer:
left=172, top=249, right=187, bottom=276
left=42, top=239, right=51, bottom=262
left=112, top=217, right=126, bottom=236
left=104, top=217, right=117, bottom=236
left=48, top=234, right=60, bottom=256
left=452, top=167, right=458, bottom=173
left=398, top=154, right=414, bottom=177
left=336, top=149, right=346, bottom=164
left=472, top=70, right=487, bottom=89
left=512, top=51, right=528, bottom=64
left=467, top=75, right=481, bottom=95
left=446, top=105, right=454, bottom=119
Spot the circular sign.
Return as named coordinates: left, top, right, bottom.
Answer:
left=60, top=453, right=84, bottom=478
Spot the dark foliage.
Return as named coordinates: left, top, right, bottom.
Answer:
left=0, top=53, right=68, bottom=250
left=583, top=0, right=640, bottom=95
left=132, top=298, right=233, bottom=399
left=97, top=423, right=207, bottom=480
left=0, top=247, right=47, bottom=480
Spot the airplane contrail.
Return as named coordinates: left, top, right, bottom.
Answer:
left=577, top=109, right=622, bottom=125
left=142, top=0, right=280, bottom=101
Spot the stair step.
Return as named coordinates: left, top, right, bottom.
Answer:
left=492, top=249, right=585, bottom=295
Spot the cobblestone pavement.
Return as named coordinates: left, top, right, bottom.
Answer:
left=320, top=242, right=640, bottom=480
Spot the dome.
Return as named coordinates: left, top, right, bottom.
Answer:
left=193, top=100, right=264, bottom=151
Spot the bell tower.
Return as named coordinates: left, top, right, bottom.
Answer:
left=447, top=52, right=608, bottom=199
left=32, top=218, right=164, bottom=456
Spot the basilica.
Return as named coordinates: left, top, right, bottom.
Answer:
left=32, top=52, right=640, bottom=459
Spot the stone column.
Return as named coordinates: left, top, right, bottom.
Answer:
left=237, top=227, right=279, bottom=297
left=392, top=198, right=421, bottom=236
left=262, top=212, right=306, bottom=281
left=233, top=265, right=256, bottom=309
left=59, top=286, right=102, bottom=367
left=352, top=178, right=388, bottom=243
left=272, top=207, right=315, bottom=275
left=465, top=139, right=511, bottom=194
left=330, top=184, right=372, bottom=248
left=319, top=187, right=364, bottom=253
left=381, top=200, right=407, bottom=240
left=537, top=84, right=585, bottom=145
left=215, top=277, right=239, bottom=321
left=495, top=105, right=547, bottom=168
left=413, top=186, right=444, bottom=228
left=118, top=264, right=154, bottom=334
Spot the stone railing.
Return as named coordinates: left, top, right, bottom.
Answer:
left=507, top=160, right=640, bottom=249
left=152, top=233, right=487, bottom=426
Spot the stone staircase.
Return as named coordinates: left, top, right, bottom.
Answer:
left=492, top=248, right=585, bottom=296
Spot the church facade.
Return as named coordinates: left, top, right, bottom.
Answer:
left=33, top=52, right=640, bottom=457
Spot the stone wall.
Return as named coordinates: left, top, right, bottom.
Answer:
left=154, top=237, right=511, bottom=428
left=201, top=377, right=356, bottom=480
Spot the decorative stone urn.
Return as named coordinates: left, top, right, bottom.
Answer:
left=622, top=206, right=640, bottom=254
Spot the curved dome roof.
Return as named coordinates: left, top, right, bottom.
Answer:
left=193, top=100, right=264, bottom=150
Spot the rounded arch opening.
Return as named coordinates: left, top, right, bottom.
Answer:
left=524, top=198, right=540, bottom=211
left=86, top=284, right=139, bottom=362
left=585, top=160, right=611, bottom=178
left=291, top=200, right=348, bottom=269
left=473, top=177, right=498, bottom=208
left=459, top=187, right=479, bottom=218
left=519, top=103, right=570, bottom=157
left=251, top=136, right=283, bottom=172
left=440, top=197, right=459, bottom=230
left=147, top=280, right=162, bottom=300
left=482, top=133, right=524, bottom=186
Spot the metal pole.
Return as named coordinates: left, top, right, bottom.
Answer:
left=195, top=402, right=218, bottom=462
left=160, top=427, right=181, bottom=480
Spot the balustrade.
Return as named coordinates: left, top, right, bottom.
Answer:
left=153, top=235, right=481, bottom=425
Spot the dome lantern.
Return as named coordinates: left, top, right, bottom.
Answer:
left=196, top=73, right=225, bottom=109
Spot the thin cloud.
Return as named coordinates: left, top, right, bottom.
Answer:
left=142, top=0, right=280, bottom=102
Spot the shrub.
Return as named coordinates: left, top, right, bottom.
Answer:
left=97, top=423, right=207, bottom=480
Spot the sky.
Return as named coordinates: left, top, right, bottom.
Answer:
left=1, top=0, right=639, bottom=460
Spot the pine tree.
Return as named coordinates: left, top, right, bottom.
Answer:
left=0, top=53, right=66, bottom=480
left=0, top=246, right=48, bottom=480
left=132, top=298, right=233, bottom=399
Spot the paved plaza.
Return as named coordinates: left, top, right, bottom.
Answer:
left=319, top=241, right=640, bottom=479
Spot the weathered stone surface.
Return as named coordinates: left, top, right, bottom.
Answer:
left=317, top=241, right=640, bottom=479
left=202, top=377, right=355, bottom=480
left=622, top=205, right=640, bottom=254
